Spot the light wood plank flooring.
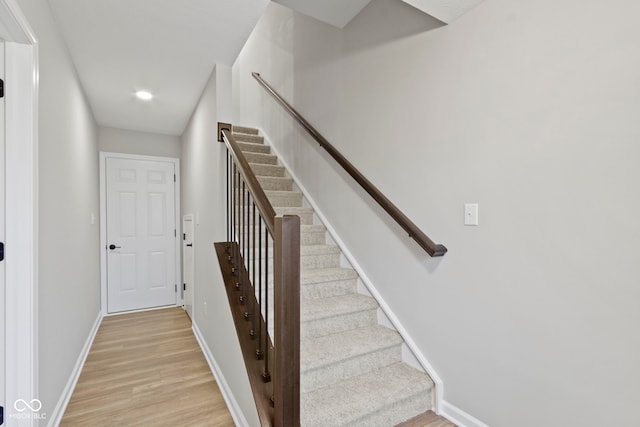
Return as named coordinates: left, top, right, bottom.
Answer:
left=396, top=410, right=457, bottom=427
left=61, top=308, right=234, bottom=426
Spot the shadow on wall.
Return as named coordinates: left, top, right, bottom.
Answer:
left=343, top=0, right=445, bottom=55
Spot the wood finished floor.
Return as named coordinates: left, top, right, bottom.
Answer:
left=61, top=308, right=234, bottom=426
left=396, top=410, right=457, bottom=427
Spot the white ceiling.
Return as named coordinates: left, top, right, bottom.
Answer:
left=48, top=0, right=481, bottom=137
left=48, top=0, right=270, bottom=136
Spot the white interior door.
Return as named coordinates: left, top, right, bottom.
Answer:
left=182, top=215, right=194, bottom=319
left=106, top=157, right=177, bottom=313
left=0, top=39, right=6, bottom=423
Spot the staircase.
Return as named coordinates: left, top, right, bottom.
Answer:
left=232, top=125, right=436, bottom=427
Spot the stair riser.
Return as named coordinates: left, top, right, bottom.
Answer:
left=238, top=141, right=270, bottom=154
left=234, top=193, right=303, bottom=208
left=302, top=308, right=377, bottom=339
left=230, top=229, right=325, bottom=246
left=243, top=152, right=278, bottom=165
left=302, top=279, right=357, bottom=300
left=301, top=345, right=401, bottom=392
left=250, top=163, right=285, bottom=177
left=252, top=254, right=340, bottom=273
left=257, top=177, right=292, bottom=191
left=352, top=391, right=434, bottom=427
left=268, top=193, right=303, bottom=207
left=302, top=254, right=339, bottom=270
left=301, top=232, right=326, bottom=246
left=232, top=209, right=314, bottom=225
left=233, top=126, right=259, bottom=135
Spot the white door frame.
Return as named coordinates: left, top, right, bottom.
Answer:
left=182, top=213, right=194, bottom=318
left=99, top=152, right=181, bottom=315
left=1, top=0, right=38, bottom=423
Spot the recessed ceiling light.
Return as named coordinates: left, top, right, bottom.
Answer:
left=136, top=90, right=153, bottom=100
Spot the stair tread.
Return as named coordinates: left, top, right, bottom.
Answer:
left=249, top=162, right=283, bottom=169
left=302, top=294, right=377, bottom=322
left=249, top=245, right=340, bottom=259
left=301, top=363, right=434, bottom=427
left=301, top=325, right=402, bottom=371
left=264, top=189, right=301, bottom=196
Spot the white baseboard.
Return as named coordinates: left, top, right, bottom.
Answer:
left=258, top=128, right=445, bottom=411
left=192, top=321, right=250, bottom=427
left=441, top=401, right=490, bottom=427
left=47, top=311, right=103, bottom=427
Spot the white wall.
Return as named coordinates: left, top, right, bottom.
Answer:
left=233, top=1, right=640, bottom=426
left=15, top=0, right=101, bottom=419
left=181, top=65, right=260, bottom=426
left=98, top=126, right=181, bottom=158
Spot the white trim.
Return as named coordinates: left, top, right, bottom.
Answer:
left=2, top=1, right=39, bottom=424
left=99, top=152, right=182, bottom=315
left=47, top=312, right=103, bottom=427
left=191, top=321, right=250, bottom=427
left=103, top=304, right=179, bottom=317
left=182, top=214, right=194, bottom=318
left=259, top=128, right=445, bottom=411
left=441, top=401, right=490, bottom=427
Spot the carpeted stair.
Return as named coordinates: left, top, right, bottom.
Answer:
left=232, top=125, right=435, bottom=427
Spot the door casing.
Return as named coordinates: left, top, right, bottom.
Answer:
left=0, top=0, right=39, bottom=423
left=182, top=214, right=194, bottom=319
left=99, top=152, right=181, bottom=315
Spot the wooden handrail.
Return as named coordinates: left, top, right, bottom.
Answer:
left=218, top=126, right=300, bottom=426
left=222, top=128, right=276, bottom=234
left=252, top=72, right=447, bottom=257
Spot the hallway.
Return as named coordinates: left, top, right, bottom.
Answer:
left=61, top=308, right=234, bottom=426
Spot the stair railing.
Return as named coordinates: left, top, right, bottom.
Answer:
left=214, top=125, right=300, bottom=426
left=252, top=72, right=447, bottom=257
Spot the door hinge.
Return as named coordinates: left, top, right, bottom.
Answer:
left=0, top=79, right=4, bottom=98
left=175, top=284, right=177, bottom=293
left=183, top=283, right=186, bottom=291
left=0, top=242, right=4, bottom=262
left=174, top=174, right=176, bottom=182
left=1, top=404, right=4, bottom=425
left=183, top=233, right=186, bottom=240
left=174, top=229, right=176, bottom=238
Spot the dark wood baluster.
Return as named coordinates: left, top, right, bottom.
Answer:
left=226, top=149, right=231, bottom=244
left=235, top=169, right=241, bottom=289
left=244, top=187, right=250, bottom=322
left=256, top=215, right=263, bottom=360
left=230, top=162, right=237, bottom=269
left=263, top=224, right=271, bottom=383
left=251, top=201, right=257, bottom=339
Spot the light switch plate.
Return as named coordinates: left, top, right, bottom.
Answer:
left=464, top=203, right=478, bottom=226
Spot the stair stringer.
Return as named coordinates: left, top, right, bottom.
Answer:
left=256, top=127, right=445, bottom=414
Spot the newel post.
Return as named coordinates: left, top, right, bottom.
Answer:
left=273, top=215, right=301, bottom=426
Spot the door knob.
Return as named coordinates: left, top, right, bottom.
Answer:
left=108, top=244, right=121, bottom=250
